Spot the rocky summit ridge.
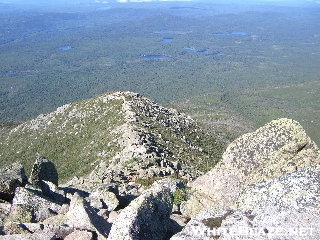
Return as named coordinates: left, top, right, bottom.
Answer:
left=0, top=91, right=320, bottom=239
left=0, top=91, right=223, bottom=184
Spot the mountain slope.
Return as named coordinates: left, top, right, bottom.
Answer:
left=0, top=91, right=224, bottom=182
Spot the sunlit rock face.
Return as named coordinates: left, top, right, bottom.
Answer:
left=185, top=118, right=320, bottom=216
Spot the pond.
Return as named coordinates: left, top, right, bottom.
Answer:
left=58, top=45, right=72, bottom=51
left=140, top=54, right=171, bottom=60
left=10, top=86, right=19, bottom=92
left=4, top=71, right=15, bottom=76
left=231, top=31, right=247, bottom=36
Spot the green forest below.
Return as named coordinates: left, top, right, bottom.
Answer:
left=1, top=1, right=320, bottom=145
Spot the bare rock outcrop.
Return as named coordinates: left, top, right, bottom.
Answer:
left=236, top=167, right=320, bottom=212
left=6, top=186, right=62, bottom=225
left=29, top=156, right=58, bottom=188
left=173, top=118, right=320, bottom=240
left=108, top=179, right=174, bottom=240
left=1, top=94, right=320, bottom=240
left=184, top=118, right=320, bottom=216
left=172, top=206, right=319, bottom=240
left=172, top=168, right=320, bottom=240
left=0, top=162, right=27, bottom=202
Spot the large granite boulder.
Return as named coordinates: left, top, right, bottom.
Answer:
left=0, top=162, right=28, bottom=202
left=185, top=118, right=320, bottom=215
left=64, top=230, right=94, bottom=240
left=6, top=187, right=62, bottom=223
left=42, top=192, right=111, bottom=239
left=86, top=186, right=119, bottom=211
left=172, top=167, right=320, bottom=240
left=0, top=232, right=56, bottom=240
left=108, top=180, right=174, bottom=240
left=29, top=156, right=58, bottom=187
left=171, top=205, right=319, bottom=240
left=236, top=167, right=320, bottom=212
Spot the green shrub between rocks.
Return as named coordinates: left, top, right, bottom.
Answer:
left=173, top=188, right=188, bottom=206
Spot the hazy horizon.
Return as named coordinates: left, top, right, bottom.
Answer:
left=1, top=0, right=318, bottom=8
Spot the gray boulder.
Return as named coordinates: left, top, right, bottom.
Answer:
left=0, top=232, right=56, bottom=240
left=171, top=206, right=235, bottom=240
left=0, top=162, right=28, bottom=202
left=29, top=156, right=58, bottom=187
left=172, top=168, right=320, bottom=240
left=152, top=178, right=186, bottom=194
left=237, top=167, right=320, bottom=212
left=86, top=186, right=119, bottom=211
left=7, top=187, right=62, bottom=223
left=42, top=192, right=111, bottom=239
left=108, top=180, right=174, bottom=240
left=3, top=222, right=74, bottom=239
left=0, top=202, right=11, bottom=230
left=186, top=118, right=320, bottom=215
left=64, top=230, right=94, bottom=240
left=171, top=206, right=319, bottom=240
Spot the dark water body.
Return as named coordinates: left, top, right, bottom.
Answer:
left=231, top=31, right=247, bottom=35
left=4, top=71, right=15, bottom=76
left=58, top=45, right=72, bottom=51
left=10, top=86, right=18, bottom=92
left=140, top=54, right=171, bottom=60
left=160, top=38, right=174, bottom=43
left=213, top=31, right=247, bottom=36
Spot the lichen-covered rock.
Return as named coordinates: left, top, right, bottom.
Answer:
left=7, top=187, right=62, bottom=223
left=4, top=222, right=74, bottom=239
left=171, top=205, right=320, bottom=240
left=0, top=202, right=11, bottom=227
left=0, top=162, right=28, bottom=202
left=0, top=232, right=56, bottom=240
left=29, top=156, right=58, bottom=187
left=42, top=192, right=111, bottom=239
left=39, top=180, right=66, bottom=204
left=188, top=118, right=320, bottom=214
left=236, top=167, right=320, bottom=212
left=108, top=180, right=174, bottom=240
left=171, top=206, right=235, bottom=240
left=64, top=230, right=94, bottom=240
left=86, top=187, right=119, bottom=211
left=173, top=167, right=320, bottom=240
left=179, top=195, right=203, bottom=218
left=151, top=178, right=186, bottom=194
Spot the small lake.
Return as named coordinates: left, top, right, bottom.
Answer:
left=10, top=86, right=18, bottom=92
left=58, top=45, right=72, bottom=51
left=4, top=71, right=15, bottom=76
left=140, top=54, right=171, bottom=60
left=231, top=31, right=247, bottom=36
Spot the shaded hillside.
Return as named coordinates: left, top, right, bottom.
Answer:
left=0, top=91, right=225, bottom=182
